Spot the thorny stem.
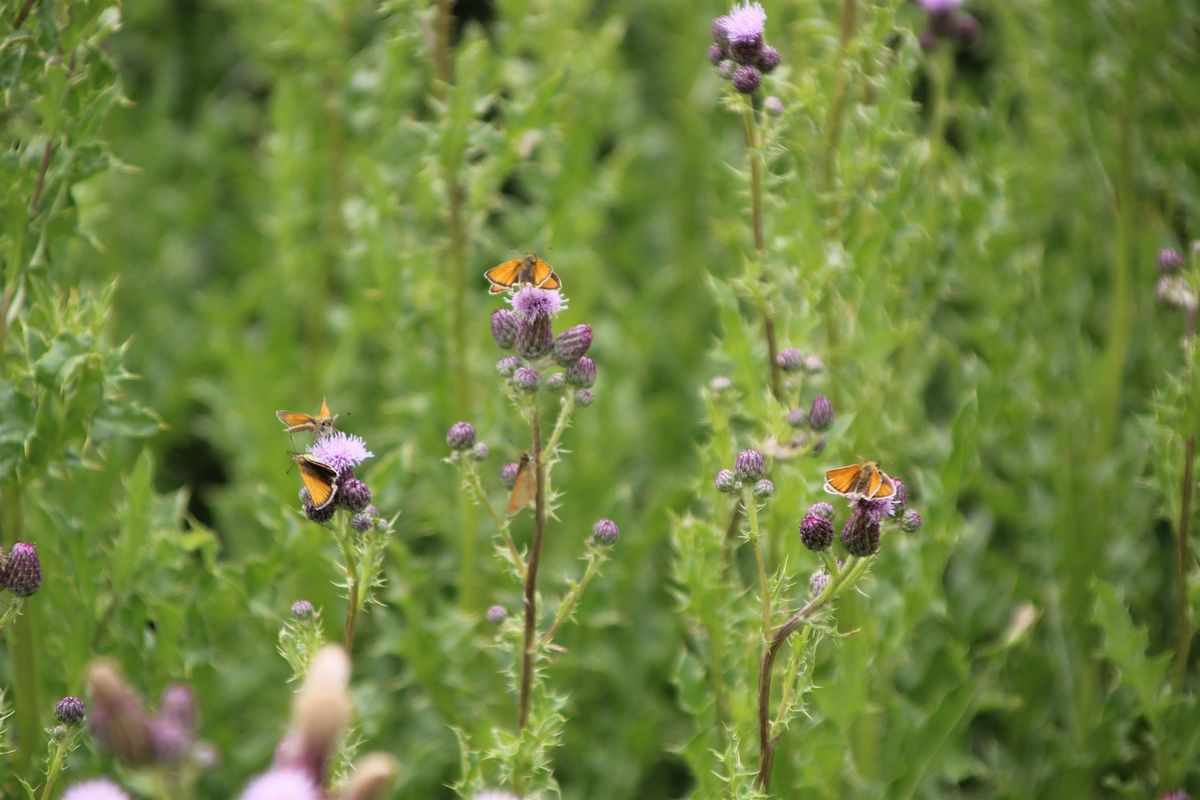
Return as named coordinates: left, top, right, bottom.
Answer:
left=740, top=102, right=783, bottom=401
left=1172, top=308, right=1197, bottom=692
left=464, top=468, right=527, bottom=581
left=518, top=406, right=547, bottom=732
left=337, top=516, right=360, bottom=653
left=541, top=393, right=576, bottom=462
left=772, top=625, right=811, bottom=732
left=540, top=550, right=603, bottom=647
left=39, top=733, right=77, bottom=800
left=744, top=489, right=771, bottom=641
left=757, top=556, right=871, bottom=790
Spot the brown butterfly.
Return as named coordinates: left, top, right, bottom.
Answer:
left=293, top=453, right=339, bottom=510
left=823, top=461, right=897, bottom=500
left=484, top=253, right=562, bottom=295
left=277, top=398, right=338, bottom=439
left=506, top=453, right=536, bottom=516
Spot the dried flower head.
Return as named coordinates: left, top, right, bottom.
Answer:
left=799, top=512, right=834, bottom=551
left=734, top=449, right=766, bottom=481
left=591, top=518, right=620, bottom=546
left=446, top=421, right=477, bottom=451
left=308, top=433, right=373, bottom=474
left=56, top=696, right=86, bottom=725
left=491, top=309, right=520, bottom=350
left=2, top=541, right=41, bottom=597
left=63, top=780, right=131, bottom=800
left=240, top=769, right=321, bottom=800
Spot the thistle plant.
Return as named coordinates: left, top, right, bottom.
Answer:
left=0, top=542, right=43, bottom=635
left=450, top=276, right=617, bottom=796
left=293, top=429, right=392, bottom=653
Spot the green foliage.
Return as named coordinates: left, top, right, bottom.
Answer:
left=2, top=0, right=1200, bottom=797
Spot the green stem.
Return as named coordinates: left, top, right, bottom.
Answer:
left=39, top=734, right=75, bottom=800
left=517, top=405, right=547, bottom=732
left=541, top=393, right=575, bottom=462
left=744, top=489, right=771, bottom=642
left=336, top=516, right=360, bottom=653
left=540, top=550, right=603, bottom=647
left=740, top=102, right=782, bottom=401
left=465, top=467, right=526, bottom=580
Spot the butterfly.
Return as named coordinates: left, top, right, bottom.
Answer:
left=277, top=398, right=338, bottom=439
left=293, top=453, right=339, bottom=510
left=484, top=253, right=562, bottom=295
left=823, top=461, right=897, bottom=500
left=506, top=453, right=537, bottom=516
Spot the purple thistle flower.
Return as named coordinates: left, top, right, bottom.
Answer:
left=501, top=462, right=520, bottom=489
left=892, top=478, right=908, bottom=507
left=809, top=569, right=831, bottom=596
left=715, top=469, right=739, bottom=493
left=337, top=478, right=372, bottom=511
left=575, top=388, right=596, bottom=406
left=799, top=513, right=834, bottom=551
left=757, top=45, right=781, bottom=73
left=308, top=432, right=373, bottom=474
left=566, top=356, right=597, bottom=388
left=901, top=509, right=924, bottom=532
left=302, top=492, right=336, bottom=523
left=56, top=696, right=86, bottom=725
left=291, top=600, right=315, bottom=619
left=491, top=309, right=519, bottom=350
left=809, top=501, right=835, bottom=520
left=732, top=65, right=762, bottom=94
left=853, top=495, right=898, bottom=524
left=553, top=324, right=593, bottom=365
left=496, top=355, right=521, bottom=377
left=734, top=449, right=766, bottom=481
left=512, top=366, right=541, bottom=392
left=63, top=780, right=131, bottom=800
left=351, top=511, right=373, bottom=532
left=515, top=315, right=553, bottom=359
left=786, top=408, right=807, bottom=428
left=446, top=421, right=476, bottom=450
left=809, top=395, right=834, bottom=431
left=723, top=2, right=766, bottom=47
left=841, top=508, right=881, bottom=556
left=764, top=95, right=785, bottom=116
left=775, top=347, right=804, bottom=372
left=486, top=604, right=507, bottom=624
left=1159, top=247, right=1185, bottom=274
left=2, top=541, right=41, bottom=597
left=240, top=768, right=322, bottom=800
left=509, top=286, right=565, bottom=321
left=591, top=518, right=620, bottom=546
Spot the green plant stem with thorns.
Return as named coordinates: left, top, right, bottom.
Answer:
left=463, top=466, right=527, bottom=581
left=757, top=556, right=872, bottom=790
left=744, top=488, right=771, bottom=642
left=335, top=515, right=361, bottom=652
left=518, top=405, right=548, bottom=732
left=741, top=101, right=783, bottom=401
left=541, top=548, right=604, bottom=647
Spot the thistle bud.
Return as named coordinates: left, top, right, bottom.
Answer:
left=491, top=309, right=519, bottom=350
left=553, top=324, right=593, bottom=365
left=515, top=316, right=553, bottom=359
left=734, top=449, right=766, bottom=481
left=786, top=408, right=806, bottom=428
left=2, top=541, right=41, bottom=597
left=840, top=509, right=881, bottom=556
left=512, top=366, right=541, bottom=393
left=590, top=518, right=620, bottom=546
left=732, top=65, right=762, bottom=94
left=1158, top=247, right=1185, bottom=274
left=337, top=478, right=372, bottom=511
left=501, top=462, right=520, bottom=489
left=446, top=421, right=476, bottom=451
left=715, top=469, right=738, bottom=493
left=351, top=511, right=374, bottom=532
left=892, top=478, right=908, bottom=507
left=764, top=96, right=784, bottom=116
left=486, top=604, right=507, bottom=624
left=302, top=494, right=336, bottom=523
left=291, top=600, right=315, bottom=619
left=775, top=347, right=804, bottom=372
left=757, top=45, right=781, bottom=73
left=575, top=389, right=595, bottom=407
left=809, top=569, right=830, bottom=597
left=496, top=355, right=521, bottom=377
left=546, top=372, right=567, bottom=394
left=55, top=696, right=86, bottom=725
left=900, top=509, right=923, bottom=532
left=753, top=479, right=774, bottom=499
left=799, top=512, right=833, bottom=551
left=472, top=442, right=489, bottom=462
left=708, top=43, right=726, bottom=65
left=566, top=356, right=597, bottom=388
left=803, top=354, right=824, bottom=374
left=808, top=501, right=835, bottom=520
left=808, top=395, right=834, bottom=431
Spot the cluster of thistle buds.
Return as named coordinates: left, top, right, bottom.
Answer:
left=799, top=479, right=923, bottom=572
left=1155, top=243, right=1200, bottom=315
left=491, top=285, right=597, bottom=407
left=709, top=1, right=781, bottom=95
left=301, top=432, right=377, bottom=524
left=0, top=540, right=42, bottom=599
left=916, top=0, right=980, bottom=50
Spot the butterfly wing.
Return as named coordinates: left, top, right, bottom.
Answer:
left=824, top=463, right=865, bottom=496
left=871, top=471, right=897, bottom=499
left=506, top=456, right=536, bottom=516
left=297, top=455, right=338, bottom=509
left=278, top=411, right=316, bottom=433
left=531, top=258, right=562, bottom=291
left=319, top=397, right=331, bottom=418
left=485, top=258, right=523, bottom=291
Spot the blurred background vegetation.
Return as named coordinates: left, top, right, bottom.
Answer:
left=3, top=0, right=1200, bottom=797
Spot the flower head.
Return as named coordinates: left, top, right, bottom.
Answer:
left=351, top=511, right=374, bottom=532
left=546, top=372, right=567, bottom=393
left=901, top=509, right=924, bottom=532
left=723, top=2, right=766, bottom=45
left=853, top=494, right=898, bottom=525
left=337, top=478, right=372, bottom=511
left=776, top=347, right=804, bottom=372
left=1157, top=275, right=1199, bottom=311
left=892, top=478, right=908, bottom=507
left=591, top=518, right=620, bottom=546
left=496, top=355, right=521, bottom=377
left=501, top=462, right=520, bottom=489
left=757, top=45, right=781, bottom=73
left=809, top=569, right=831, bottom=597
left=786, top=408, right=807, bottom=428
left=808, top=395, right=834, bottom=431
left=808, top=501, right=835, bottom=520
left=446, top=421, right=476, bottom=451
left=472, top=442, right=490, bottom=462
left=840, top=509, right=881, bottom=556
left=56, top=696, right=86, bottom=725
left=486, top=604, right=507, bottom=624
left=1159, top=247, right=1185, bottom=274
left=515, top=315, right=553, bottom=359
left=799, top=512, right=834, bottom=551
left=2, top=541, right=41, bottom=597
left=715, top=469, right=739, bottom=493
left=491, top=309, right=520, bottom=349
left=291, top=600, right=315, bottom=619
left=309, top=432, right=373, bottom=474
left=63, top=780, right=131, bottom=800
left=566, top=356, right=597, bottom=388
left=554, top=324, right=593, bottom=365
left=240, top=769, right=321, bottom=800
left=764, top=95, right=784, bottom=116
left=302, top=492, right=336, bottom=523
left=509, top=286, right=565, bottom=321
left=732, top=65, right=762, bottom=94
left=575, top=388, right=595, bottom=407
left=513, top=366, right=541, bottom=392
left=753, top=479, right=774, bottom=499
left=734, top=449, right=766, bottom=481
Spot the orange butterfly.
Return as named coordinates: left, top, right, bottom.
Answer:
left=506, top=453, right=536, bottom=516
left=293, top=453, right=339, bottom=510
left=484, top=253, right=562, bottom=295
left=823, top=461, right=897, bottom=500
left=277, top=398, right=338, bottom=439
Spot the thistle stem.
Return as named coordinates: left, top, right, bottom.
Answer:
left=1172, top=309, right=1197, bottom=691
left=740, top=102, right=783, bottom=401
left=744, top=489, right=771, bottom=641
left=336, top=517, right=360, bottom=653
left=540, top=550, right=603, bottom=647
left=465, top=468, right=527, bottom=581
left=541, top=393, right=575, bottom=462
left=517, top=406, right=547, bottom=731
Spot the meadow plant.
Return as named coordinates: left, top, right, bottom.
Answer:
left=450, top=278, right=617, bottom=796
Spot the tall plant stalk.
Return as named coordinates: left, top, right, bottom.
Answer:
left=1172, top=305, right=1197, bottom=690
left=517, top=406, right=547, bottom=731
left=741, top=103, right=783, bottom=401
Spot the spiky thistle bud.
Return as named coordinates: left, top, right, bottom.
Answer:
left=2, top=541, right=41, bottom=597
left=808, top=501, right=835, bottom=520
left=292, top=600, right=315, bottom=619
left=486, top=604, right=507, bottom=624
left=799, top=512, right=833, bottom=551
left=786, top=408, right=806, bottom=428
left=566, top=356, right=596, bottom=388
left=764, top=95, right=784, bottom=116
left=446, top=421, right=476, bottom=451
left=575, top=389, right=595, bottom=407
left=553, top=324, right=593, bottom=365
left=337, top=478, right=372, bottom=511
left=302, top=492, right=336, bottom=523
left=501, top=462, right=520, bottom=489
left=1158, top=247, right=1185, bottom=274
left=491, top=309, right=519, bottom=350
left=512, top=366, right=541, bottom=392
left=708, top=43, right=726, bottom=65
left=753, top=479, right=774, bottom=499
left=715, top=469, right=738, bottom=493
left=775, top=347, right=804, bottom=372
left=840, top=508, right=881, bottom=556
left=732, top=65, right=762, bottom=93
left=734, top=449, right=765, bottom=481
left=809, top=569, right=830, bottom=597
left=546, top=372, right=567, bottom=393
left=472, top=442, right=489, bottom=462
left=900, top=509, right=923, bottom=532
left=590, top=519, right=620, bottom=546
left=496, top=355, right=520, bottom=377
left=808, top=395, right=834, bottom=431
left=56, top=696, right=86, bottom=725
left=757, top=45, right=781, bottom=73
